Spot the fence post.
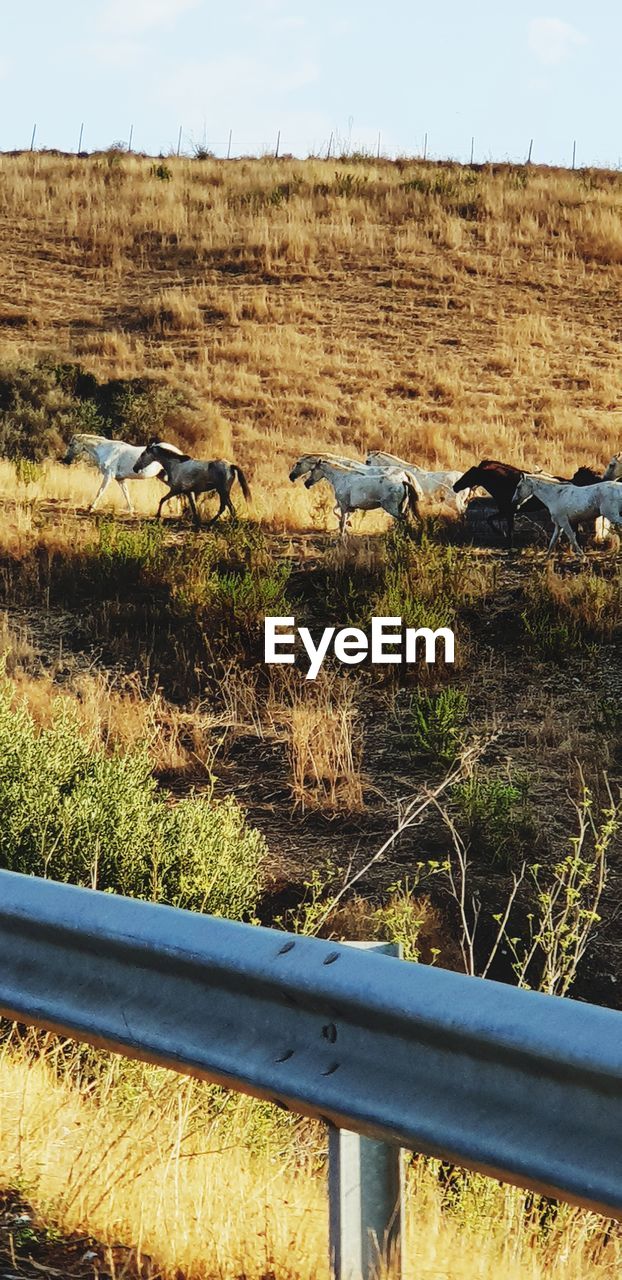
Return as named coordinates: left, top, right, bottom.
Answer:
left=328, top=942, right=405, bottom=1280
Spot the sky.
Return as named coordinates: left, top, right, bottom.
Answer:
left=1, top=1, right=621, bottom=167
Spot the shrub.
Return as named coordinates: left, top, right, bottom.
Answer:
left=172, top=560, right=290, bottom=643
left=106, top=382, right=183, bottom=444
left=411, top=688, right=469, bottom=765
left=0, top=360, right=187, bottom=461
left=0, top=674, right=264, bottom=919
left=96, top=519, right=166, bottom=578
left=521, top=568, right=622, bottom=660
left=334, top=171, right=369, bottom=198
left=377, top=529, right=492, bottom=628
left=521, top=600, right=575, bottom=662
left=452, top=772, right=537, bottom=866
left=280, top=673, right=365, bottom=811
left=0, top=361, right=69, bottom=460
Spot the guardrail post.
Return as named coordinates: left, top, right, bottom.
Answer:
left=328, top=942, right=404, bottom=1280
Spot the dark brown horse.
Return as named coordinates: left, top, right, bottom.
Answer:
left=453, top=461, right=604, bottom=549
left=453, top=460, right=528, bottom=548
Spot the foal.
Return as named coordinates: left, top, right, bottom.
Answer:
left=133, top=441, right=251, bottom=527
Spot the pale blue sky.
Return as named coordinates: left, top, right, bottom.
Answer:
left=1, top=1, right=620, bottom=166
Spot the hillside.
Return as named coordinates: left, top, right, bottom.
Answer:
left=2, top=151, right=622, bottom=516
left=0, top=151, right=620, bottom=998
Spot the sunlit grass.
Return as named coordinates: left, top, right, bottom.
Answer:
left=0, top=1036, right=618, bottom=1280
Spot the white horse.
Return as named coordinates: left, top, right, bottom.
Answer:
left=513, top=475, right=622, bottom=558
left=290, top=455, right=419, bottom=538
left=62, top=433, right=182, bottom=513
left=365, top=450, right=467, bottom=514
left=290, top=452, right=424, bottom=494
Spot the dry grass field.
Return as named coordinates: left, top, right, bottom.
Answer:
left=1, top=1034, right=620, bottom=1280
left=1, top=151, right=622, bottom=1278
left=1, top=151, right=622, bottom=516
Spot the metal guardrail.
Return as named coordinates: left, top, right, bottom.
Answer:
left=1, top=869, right=622, bottom=1271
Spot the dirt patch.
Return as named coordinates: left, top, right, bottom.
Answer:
left=0, top=1189, right=154, bottom=1279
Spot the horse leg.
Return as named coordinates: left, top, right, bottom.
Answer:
left=157, top=489, right=178, bottom=520
left=389, top=495, right=414, bottom=536
left=206, top=492, right=227, bottom=528
left=545, top=524, right=562, bottom=559
left=339, top=507, right=349, bottom=540
left=187, top=491, right=202, bottom=529
left=118, top=479, right=134, bottom=514
left=505, top=509, right=514, bottom=550
left=562, top=519, right=585, bottom=558
left=90, top=473, right=112, bottom=511
left=486, top=510, right=508, bottom=545
left=225, top=485, right=237, bottom=520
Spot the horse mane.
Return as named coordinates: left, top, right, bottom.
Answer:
left=478, top=459, right=523, bottom=475
left=571, top=466, right=602, bottom=485
left=148, top=441, right=192, bottom=463
left=368, top=450, right=403, bottom=463
left=316, top=458, right=366, bottom=473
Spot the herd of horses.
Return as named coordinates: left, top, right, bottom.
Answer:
left=61, top=432, right=622, bottom=558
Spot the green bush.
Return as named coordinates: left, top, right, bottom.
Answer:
left=0, top=362, right=69, bottom=460
left=0, top=359, right=187, bottom=461
left=376, top=529, right=492, bottom=630
left=521, top=600, right=575, bottom=662
left=411, top=688, right=469, bottom=765
left=521, top=570, right=622, bottom=661
left=96, top=519, right=167, bottom=577
left=172, top=560, right=290, bottom=640
left=0, top=676, right=264, bottom=919
left=452, top=772, right=537, bottom=866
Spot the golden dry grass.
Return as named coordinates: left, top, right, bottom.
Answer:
left=2, top=154, right=622, bottom=530
left=0, top=1036, right=619, bottom=1280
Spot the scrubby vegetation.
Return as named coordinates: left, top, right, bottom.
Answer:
left=3, top=1032, right=619, bottom=1280
left=0, top=358, right=185, bottom=460
left=0, top=673, right=264, bottom=918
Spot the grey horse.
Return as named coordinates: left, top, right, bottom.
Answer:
left=133, top=440, right=251, bottom=528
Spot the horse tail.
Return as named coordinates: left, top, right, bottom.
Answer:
left=232, top=465, right=251, bottom=502
left=403, top=478, right=419, bottom=518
